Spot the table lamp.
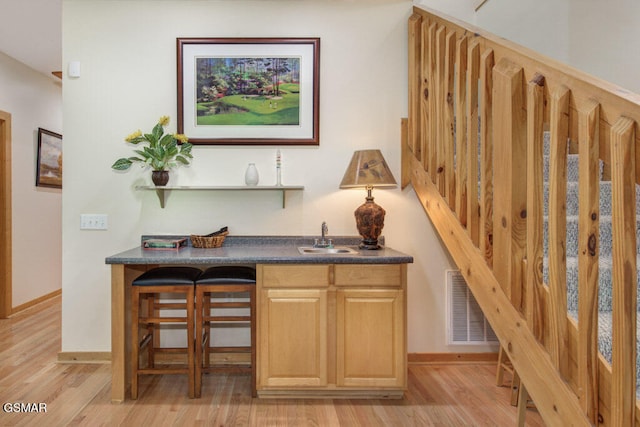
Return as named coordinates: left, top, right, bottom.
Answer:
left=339, top=149, right=397, bottom=249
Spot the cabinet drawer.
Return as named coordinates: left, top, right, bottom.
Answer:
left=260, top=264, right=330, bottom=288
left=334, top=264, right=402, bottom=287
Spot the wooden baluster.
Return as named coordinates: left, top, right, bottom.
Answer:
left=427, top=23, right=438, bottom=182
left=610, top=116, right=637, bottom=427
left=491, top=58, right=526, bottom=308
left=420, top=20, right=430, bottom=171
left=401, top=118, right=410, bottom=189
left=577, top=99, right=600, bottom=423
left=548, top=85, right=570, bottom=378
left=443, top=31, right=456, bottom=205
left=408, top=14, right=422, bottom=158
left=479, top=49, right=494, bottom=267
left=466, top=40, right=480, bottom=246
left=525, top=74, right=545, bottom=342
left=434, top=27, right=446, bottom=193
left=455, top=35, right=468, bottom=226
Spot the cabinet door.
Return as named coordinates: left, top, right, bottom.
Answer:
left=336, top=289, right=406, bottom=388
left=259, top=289, right=328, bottom=387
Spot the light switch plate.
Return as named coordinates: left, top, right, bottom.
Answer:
left=80, top=214, right=108, bottom=230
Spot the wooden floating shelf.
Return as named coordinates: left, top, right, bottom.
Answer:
left=135, top=185, right=305, bottom=209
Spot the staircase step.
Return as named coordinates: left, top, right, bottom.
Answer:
left=543, top=181, right=640, bottom=217
left=544, top=254, right=640, bottom=313
left=543, top=215, right=640, bottom=258
left=568, top=309, right=640, bottom=397
left=503, top=131, right=640, bottom=397
left=546, top=130, right=640, bottom=397
left=543, top=154, right=583, bottom=183
left=542, top=153, right=604, bottom=184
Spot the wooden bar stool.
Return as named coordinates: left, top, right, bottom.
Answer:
left=195, top=266, right=256, bottom=398
left=131, top=266, right=201, bottom=399
left=496, top=346, right=516, bottom=398
left=496, top=345, right=536, bottom=425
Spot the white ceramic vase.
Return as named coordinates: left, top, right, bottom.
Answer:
left=245, top=163, right=259, bottom=186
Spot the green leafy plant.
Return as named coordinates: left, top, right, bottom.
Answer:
left=111, top=116, right=193, bottom=171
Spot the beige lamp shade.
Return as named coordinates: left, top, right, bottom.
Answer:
left=339, top=149, right=397, bottom=189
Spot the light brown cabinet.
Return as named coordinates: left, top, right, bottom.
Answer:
left=257, top=263, right=407, bottom=398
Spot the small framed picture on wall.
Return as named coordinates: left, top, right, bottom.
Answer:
left=36, top=128, right=62, bottom=189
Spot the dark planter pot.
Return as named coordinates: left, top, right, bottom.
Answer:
left=151, top=170, right=169, bottom=186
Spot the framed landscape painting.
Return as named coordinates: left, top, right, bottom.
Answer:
left=177, top=37, right=320, bottom=145
left=36, top=128, right=62, bottom=189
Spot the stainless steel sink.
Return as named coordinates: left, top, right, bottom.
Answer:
left=297, top=246, right=359, bottom=255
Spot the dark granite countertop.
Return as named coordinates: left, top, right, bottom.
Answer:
left=105, top=236, right=413, bottom=265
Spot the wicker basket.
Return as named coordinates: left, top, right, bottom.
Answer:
left=190, top=231, right=228, bottom=248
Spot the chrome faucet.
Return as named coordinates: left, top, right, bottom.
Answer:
left=314, top=221, right=333, bottom=248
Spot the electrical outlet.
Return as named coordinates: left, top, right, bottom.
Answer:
left=80, top=214, right=108, bottom=230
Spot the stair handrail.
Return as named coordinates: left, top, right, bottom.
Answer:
left=405, top=5, right=640, bottom=426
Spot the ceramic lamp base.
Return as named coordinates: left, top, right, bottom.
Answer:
left=354, top=194, right=386, bottom=250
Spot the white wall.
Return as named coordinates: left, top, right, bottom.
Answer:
left=567, top=0, right=640, bottom=94
left=0, top=51, right=62, bottom=308
left=416, top=0, right=640, bottom=94
left=416, top=0, right=569, bottom=65
left=68, top=0, right=640, bottom=357
left=62, top=0, right=482, bottom=354
left=413, top=0, right=476, bottom=23
left=475, top=0, right=570, bottom=66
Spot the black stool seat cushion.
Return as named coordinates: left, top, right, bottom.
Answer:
left=132, top=266, right=202, bottom=286
left=196, top=266, right=256, bottom=285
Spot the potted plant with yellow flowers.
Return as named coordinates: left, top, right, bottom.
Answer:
left=111, top=116, right=193, bottom=186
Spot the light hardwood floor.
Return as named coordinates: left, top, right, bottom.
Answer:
left=0, top=296, right=545, bottom=426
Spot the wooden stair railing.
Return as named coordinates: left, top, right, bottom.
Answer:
left=404, top=5, right=640, bottom=426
